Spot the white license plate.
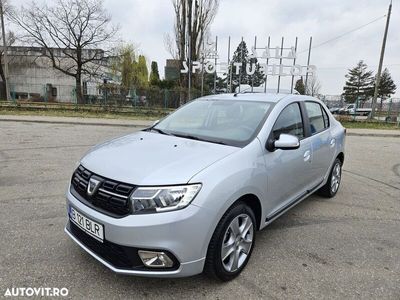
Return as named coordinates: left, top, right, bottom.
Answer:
left=69, top=206, right=104, bottom=242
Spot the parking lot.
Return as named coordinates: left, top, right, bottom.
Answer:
left=0, top=121, right=399, bottom=299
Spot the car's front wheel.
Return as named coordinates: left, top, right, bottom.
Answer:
left=318, top=158, right=342, bottom=197
left=204, top=202, right=256, bottom=281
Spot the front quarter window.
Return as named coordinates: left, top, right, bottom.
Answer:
left=272, top=103, right=304, bottom=139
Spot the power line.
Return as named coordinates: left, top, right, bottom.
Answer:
left=298, top=15, right=386, bottom=54
left=317, top=63, right=400, bottom=70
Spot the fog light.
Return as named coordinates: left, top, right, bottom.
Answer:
left=138, top=250, right=174, bottom=268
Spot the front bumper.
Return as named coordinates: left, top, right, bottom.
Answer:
left=65, top=188, right=211, bottom=277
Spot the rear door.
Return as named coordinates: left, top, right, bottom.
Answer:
left=303, top=101, right=335, bottom=185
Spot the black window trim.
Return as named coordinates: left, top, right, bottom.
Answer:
left=321, top=103, right=330, bottom=128
left=303, top=100, right=330, bottom=136
left=266, top=101, right=306, bottom=151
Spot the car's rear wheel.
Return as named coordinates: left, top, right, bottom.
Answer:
left=318, top=158, right=342, bottom=198
left=204, top=202, right=256, bottom=281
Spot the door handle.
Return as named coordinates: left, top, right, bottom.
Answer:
left=330, top=139, right=336, bottom=148
left=303, top=150, right=311, bottom=162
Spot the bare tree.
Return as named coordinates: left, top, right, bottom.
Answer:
left=9, top=0, right=118, bottom=103
left=306, top=75, right=322, bottom=97
left=166, top=0, right=219, bottom=87
left=0, top=30, right=14, bottom=98
left=0, top=0, right=13, bottom=99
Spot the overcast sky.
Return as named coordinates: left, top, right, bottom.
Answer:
left=10, top=0, right=400, bottom=97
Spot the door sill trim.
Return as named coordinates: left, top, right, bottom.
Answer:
left=265, top=180, right=324, bottom=223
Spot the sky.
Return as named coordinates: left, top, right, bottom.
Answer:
left=9, top=0, right=400, bottom=97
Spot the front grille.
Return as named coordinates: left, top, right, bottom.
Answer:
left=68, top=221, right=180, bottom=271
left=71, top=165, right=136, bottom=217
left=68, top=221, right=144, bottom=269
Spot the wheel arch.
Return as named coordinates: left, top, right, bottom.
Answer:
left=337, top=152, right=345, bottom=165
left=236, top=194, right=262, bottom=230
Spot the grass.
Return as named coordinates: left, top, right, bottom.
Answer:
left=0, top=108, right=164, bottom=120
left=0, top=102, right=171, bottom=120
left=1, top=102, right=399, bottom=130
left=339, top=120, right=400, bottom=130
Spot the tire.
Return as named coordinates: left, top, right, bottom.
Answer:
left=204, top=202, right=256, bottom=281
left=318, top=158, right=342, bottom=198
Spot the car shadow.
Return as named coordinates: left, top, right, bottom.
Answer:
left=67, top=193, right=329, bottom=298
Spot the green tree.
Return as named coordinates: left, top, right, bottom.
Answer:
left=114, top=45, right=136, bottom=89
left=157, top=79, right=177, bottom=89
left=374, top=68, right=397, bottom=110
left=248, top=55, right=265, bottom=88
left=136, top=55, right=149, bottom=88
left=295, top=77, right=306, bottom=95
left=342, top=60, right=374, bottom=103
left=204, top=73, right=226, bottom=93
left=149, top=61, right=160, bottom=86
left=228, top=40, right=264, bottom=91
left=377, top=68, right=396, bottom=98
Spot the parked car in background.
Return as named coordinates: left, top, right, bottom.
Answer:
left=340, top=104, right=372, bottom=116
left=65, top=92, right=346, bottom=281
left=329, top=106, right=342, bottom=114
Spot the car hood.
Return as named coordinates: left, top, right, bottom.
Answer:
left=81, top=131, right=239, bottom=185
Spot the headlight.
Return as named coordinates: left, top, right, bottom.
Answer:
left=130, top=184, right=201, bottom=213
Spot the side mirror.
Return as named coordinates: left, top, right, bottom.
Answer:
left=267, top=133, right=300, bottom=151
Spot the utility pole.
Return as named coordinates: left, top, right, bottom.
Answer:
left=188, top=34, right=191, bottom=101
left=187, top=0, right=193, bottom=101
left=370, top=1, right=392, bottom=119
left=213, top=36, right=217, bottom=94
left=0, top=0, right=10, bottom=101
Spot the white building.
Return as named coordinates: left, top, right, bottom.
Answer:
left=5, top=46, right=118, bottom=103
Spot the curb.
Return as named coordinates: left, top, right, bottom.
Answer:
left=0, top=118, right=151, bottom=128
left=1, top=118, right=400, bottom=138
left=346, top=132, right=400, bottom=138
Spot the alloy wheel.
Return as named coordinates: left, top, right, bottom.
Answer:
left=331, top=162, right=341, bottom=193
left=221, top=213, right=254, bottom=273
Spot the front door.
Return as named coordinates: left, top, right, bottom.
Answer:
left=263, top=102, right=313, bottom=217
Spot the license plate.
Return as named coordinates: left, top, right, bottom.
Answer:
left=69, top=206, right=104, bottom=242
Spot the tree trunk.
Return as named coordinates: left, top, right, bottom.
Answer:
left=76, top=73, right=83, bottom=104
left=0, top=55, right=6, bottom=100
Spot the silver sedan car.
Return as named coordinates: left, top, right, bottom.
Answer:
left=65, top=93, right=345, bottom=281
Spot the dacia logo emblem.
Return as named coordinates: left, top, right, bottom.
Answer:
left=87, top=177, right=101, bottom=196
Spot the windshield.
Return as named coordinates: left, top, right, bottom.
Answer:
left=153, top=99, right=273, bottom=147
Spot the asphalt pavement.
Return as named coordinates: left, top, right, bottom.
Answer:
left=0, top=121, right=399, bottom=299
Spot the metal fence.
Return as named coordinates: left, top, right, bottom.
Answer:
left=3, top=82, right=400, bottom=121
left=7, top=83, right=205, bottom=109
left=321, top=95, right=400, bottom=117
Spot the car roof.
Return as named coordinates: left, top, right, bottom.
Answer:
left=201, top=93, right=294, bottom=103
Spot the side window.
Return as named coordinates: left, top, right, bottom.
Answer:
left=305, top=102, right=326, bottom=134
left=272, top=103, right=304, bottom=139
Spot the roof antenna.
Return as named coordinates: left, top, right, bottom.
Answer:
left=234, top=86, right=253, bottom=96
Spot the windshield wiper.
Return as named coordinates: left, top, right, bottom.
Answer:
left=147, top=127, right=170, bottom=135
left=173, top=133, right=227, bottom=145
